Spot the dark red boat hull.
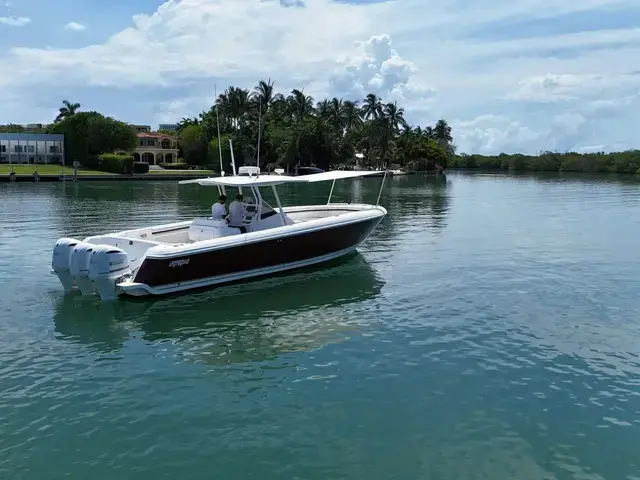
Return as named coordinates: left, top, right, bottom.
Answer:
left=134, top=217, right=381, bottom=288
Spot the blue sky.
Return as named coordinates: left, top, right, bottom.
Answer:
left=2, top=0, right=639, bottom=154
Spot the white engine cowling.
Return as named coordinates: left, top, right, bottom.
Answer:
left=70, top=242, right=96, bottom=295
left=51, top=238, right=80, bottom=292
left=88, top=245, right=132, bottom=301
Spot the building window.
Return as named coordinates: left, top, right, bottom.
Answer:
left=14, top=145, right=23, bottom=153
left=0, top=156, right=7, bottom=163
left=27, top=145, right=35, bottom=153
left=0, top=145, right=6, bottom=153
left=49, top=145, right=59, bottom=153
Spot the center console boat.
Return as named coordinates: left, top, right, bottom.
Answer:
left=51, top=170, right=388, bottom=300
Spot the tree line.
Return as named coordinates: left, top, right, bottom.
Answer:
left=451, top=151, right=640, bottom=174
left=175, top=79, right=452, bottom=172
left=3, top=92, right=640, bottom=175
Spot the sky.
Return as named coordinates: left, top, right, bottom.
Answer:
left=1, top=0, right=639, bottom=154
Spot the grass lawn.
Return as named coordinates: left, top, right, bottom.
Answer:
left=1, top=165, right=214, bottom=176
left=146, top=169, right=214, bottom=175
left=0, top=165, right=112, bottom=175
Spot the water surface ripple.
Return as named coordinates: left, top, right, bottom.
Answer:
left=1, top=173, right=640, bottom=479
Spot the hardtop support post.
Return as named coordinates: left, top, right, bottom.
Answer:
left=327, top=179, right=336, bottom=205
left=271, top=185, right=286, bottom=226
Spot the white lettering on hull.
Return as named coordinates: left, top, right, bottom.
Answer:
left=169, top=258, right=190, bottom=268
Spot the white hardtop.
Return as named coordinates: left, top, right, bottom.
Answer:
left=178, top=170, right=384, bottom=188
left=238, top=166, right=261, bottom=176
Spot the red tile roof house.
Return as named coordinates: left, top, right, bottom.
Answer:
left=132, top=126, right=179, bottom=165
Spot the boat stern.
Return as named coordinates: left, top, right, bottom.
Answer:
left=116, top=280, right=153, bottom=297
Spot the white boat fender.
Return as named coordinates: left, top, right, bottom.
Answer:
left=88, top=245, right=132, bottom=301
left=51, top=238, right=81, bottom=291
left=70, top=241, right=96, bottom=295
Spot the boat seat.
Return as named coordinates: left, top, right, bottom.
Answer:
left=188, top=218, right=242, bottom=242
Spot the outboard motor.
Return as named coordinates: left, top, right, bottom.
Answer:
left=70, top=242, right=96, bottom=295
left=51, top=238, right=80, bottom=292
left=88, top=245, right=131, bottom=301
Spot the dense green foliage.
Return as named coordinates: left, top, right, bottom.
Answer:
left=133, top=162, right=150, bottom=174
left=83, top=153, right=134, bottom=174
left=175, top=79, right=453, bottom=171
left=4, top=89, right=640, bottom=176
left=49, top=112, right=138, bottom=166
left=0, top=124, right=48, bottom=133
left=0, top=124, right=26, bottom=133
left=451, top=151, right=640, bottom=174
left=177, top=124, right=208, bottom=166
left=158, top=162, right=189, bottom=170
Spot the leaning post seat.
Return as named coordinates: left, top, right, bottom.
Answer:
left=188, top=218, right=241, bottom=242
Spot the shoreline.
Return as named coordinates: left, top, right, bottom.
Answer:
left=447, top=167, right=640, bottom=176
left=2, top=173, right=213, bottom=183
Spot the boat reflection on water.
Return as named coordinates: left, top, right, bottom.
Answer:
left=52, top=255, right=384, bottom=363
left=52, top=297, right=132, bottom=353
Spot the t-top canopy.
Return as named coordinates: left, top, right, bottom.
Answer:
left=179, top=175, right=303, bottom=187
left=179, top=170, right=384, bottom=188
left=303, top=170, right=384, bottom=183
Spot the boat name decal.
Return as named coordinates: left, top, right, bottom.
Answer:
left=169, top=258, right=190, bottom=268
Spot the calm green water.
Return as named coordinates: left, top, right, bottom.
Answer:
left=1, top=174, right=640, bottom=479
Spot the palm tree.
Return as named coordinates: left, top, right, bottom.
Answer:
left=424, top=126, right=435, bottom=140
left=396, top=126, right=416, bottom=167
left=433, top=119, right=452, bottom=148
left=218, top=87, right=251, bottom=131
left=287, top=89, right=314, bottom=124
left=269, top=94, right=288, bottom=123
left=173, top=77, right=458, bottom=171
left=362, top=93, right=383, bottom=120
left=342, top=100, right=362, bottom=133
left=55, top=100, right=81, bottom=122
left=177, top=117, right=199, bottom=131
left=369, top=116, right=395, bottom=168
left=328, top=98, right=347, bottom=132
left=253, top=78, right=282, bottom=114
left=316, top=99, right=331, bottom=120
left=383, top=102, right=407, bottom=133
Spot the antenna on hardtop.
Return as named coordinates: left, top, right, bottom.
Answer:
left=214, top=84, right=224, bottom=176
left=256, top=100, right=262, bottom=170
left=229, top=139, right=237, bottom=176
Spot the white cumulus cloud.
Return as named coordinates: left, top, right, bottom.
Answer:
left=0, top=0, right=639, bottom=154
left=0, top=16, right=30, bottom=26
left=64, top=22, right=86, bottom=31
left=508, top=73, right=640, bottom=102
left=331, top=34, right=434, bottom=105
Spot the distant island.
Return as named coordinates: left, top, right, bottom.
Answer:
left=450, top=151, right=640, bottom=175
left=1, top=79, right=639, bottom=176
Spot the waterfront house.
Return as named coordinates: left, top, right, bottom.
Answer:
left=132, top=125, right=179, bottom=165
left=0, top=133, right=65, bottom=164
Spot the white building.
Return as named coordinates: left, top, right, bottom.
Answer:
left=0, top=133, right=65, bottom=164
